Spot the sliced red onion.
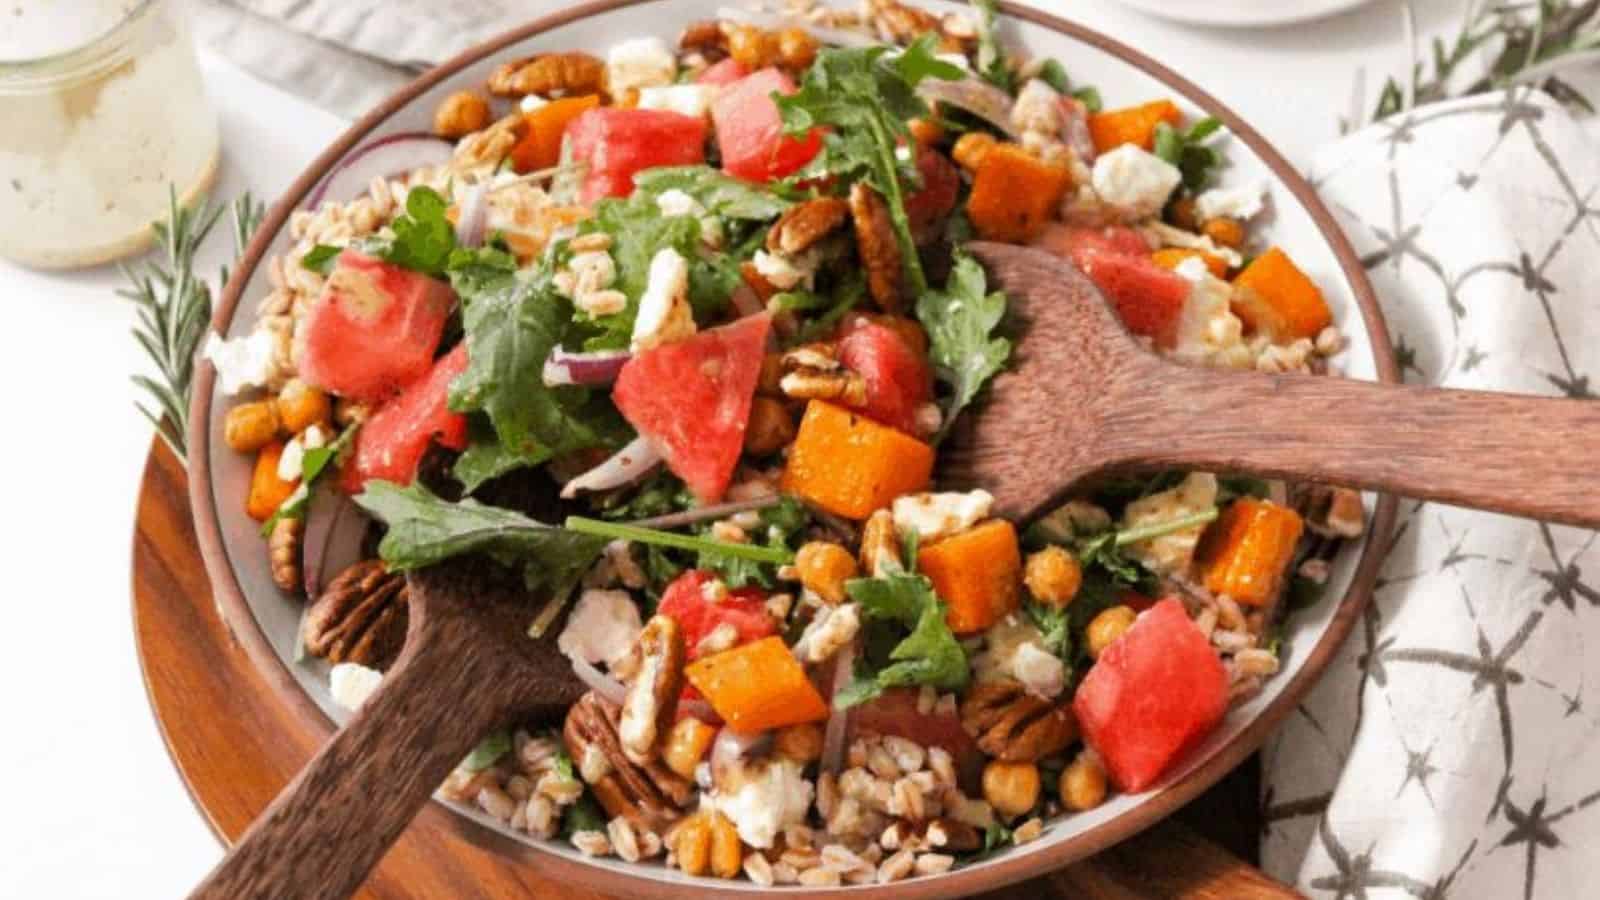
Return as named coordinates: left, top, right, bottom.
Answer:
left=820, top=645, right=855, bottom=774
left=453, top=181, right=490, bottom=248
left=302, top=492, right=366, bottom=599
left=571, top=655, right=629, bottom=707
left=628, top=495, right=781, bottom=530
left=917, top=77, right=1018, bottom=138
left=307, top=131, right=455, bottom=209
left=560, top=436, right=662, bottom=499
left=716, top=6, right=874, bottom=47
left=543, top=347, right=632, bottom=387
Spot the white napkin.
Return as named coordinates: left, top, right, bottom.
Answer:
left=1262, top=88, right=1600, bottom=900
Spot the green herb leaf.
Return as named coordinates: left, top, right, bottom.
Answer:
left=1025, top=598, right=1072, bottom=660
left=462, top=730, right=511, bottom=771
left=362, top=185, right=457, bottom=277
left=1036, top=59, right=1071, bottom=94
left=565, top=516, right=797, bottom=565
left=300, top=243, right=342, bottom=276
left=449, top=275, right=624, bottom=466
left=915, top=252, right=1011, bottom=440
left=696, top=497, right=811, bottom=589
left=971, top=0, right=1014, bottom=92
left=561, top=793, right=607, bottom=838
left=1072, top=85, right=1103, bottom=113
left=260, top=423, right=360, bottom=535
left=451, top=424, right=555, bottom=495
left=354, top=480, right=606, bottom=598
left=632, top=165, right=791, bottom=221
left=445, top=242, right=519, bottom=299
left=836, top=563, right=970, bottom=708
left=1151, top=117, right=1226, bottom=193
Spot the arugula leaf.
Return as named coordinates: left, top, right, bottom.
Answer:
left=1025, top=598, right=1072, bottom=660
left=300, top=243, right=342, bottom=275
left=561, top=793, right=607, bottom=838
left=449, top=275, right=622, bottom=466
left=260, top=423, right=360, bottom=535
left=915, top=252, right=1011, bottom=440
left=836, top=563, right=970, bottom=708
left=1152, top=116, right=1227, bottom=192
left=971, top=0, right=1013, bottom=92
left=1036, top=59, right=1071, bottom=94
left=776, top=37, right=961, bottom=297
left=445, top=242, right=519, bottom=300
left=595, top=472, right=695, bottom=520
left=565, top=516, right=796, bottom=565
left=696, top=497, right=811, bottom=589
left=462, top=729, right=511, bottom=771
left=354, top=480, right=606, bottom=598
left=451, top=422, right=555, bottom=495
left=1072, top=85, right=1103, bottom=113
left=360, top=185, right=457, bottom=277
left=632, top=165, right=791, bottom=221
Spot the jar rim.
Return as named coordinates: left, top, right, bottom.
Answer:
left=0, top=0, right=159, bottom=88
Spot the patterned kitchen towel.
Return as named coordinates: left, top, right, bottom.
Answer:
left=1262, top=88, right=1600, bottom=900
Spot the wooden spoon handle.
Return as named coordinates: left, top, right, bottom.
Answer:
left=188, top=623, right=521, bottom=900
left=1117, top=363, right=1600, bottom=526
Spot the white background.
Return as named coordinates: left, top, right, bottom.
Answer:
left=0, top=1, right=1521, bottom=895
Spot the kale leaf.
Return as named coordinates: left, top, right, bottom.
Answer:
left=915, top=252, right=1011, bottom=440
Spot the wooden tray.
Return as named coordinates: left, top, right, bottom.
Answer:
left=132, top=438, right=1301, bottom=899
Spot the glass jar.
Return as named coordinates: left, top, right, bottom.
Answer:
left=0, top=0, right=220, bottom=269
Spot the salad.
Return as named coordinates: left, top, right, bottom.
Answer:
left=208, top=0, right=1369, bottom=886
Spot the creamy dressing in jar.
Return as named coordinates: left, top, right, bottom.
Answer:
left=0, top=0, right=219, bottom=268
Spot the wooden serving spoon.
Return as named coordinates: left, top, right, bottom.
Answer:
left=188, top=558, right=587, bottom=900
left=942, top=242, right=1600, bottom=527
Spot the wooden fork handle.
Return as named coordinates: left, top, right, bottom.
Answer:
left=188, top=621, right=522, bottom=900
left=1114, top=362, right=1600, bottom=526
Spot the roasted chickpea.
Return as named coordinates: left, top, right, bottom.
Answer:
left=1059, top=750, right=1108, bottom=812
left=673, top=814, right=712, bottom=876
left=224, top=400, right=281, bottom=453
left=777, top=27, right=819, bottom=71
left=1202, top=216, right=1246, bottom=249
left=1086, top=605, right=1138, bottom=658
left=433, top=90, right=492, bottom=139
left=795, top=540, right=858, bottom=605
left=1024, top=546, right=1082, bottom=608
left=952, top=131, right=998, bottom=173
left=276, top=378, right=331, bottom=434
left=774, top=722, right=824, bottom=763
left=709, top=811, right=743, bottom=878
left=662, top=717, right=717, bottom=779
left=727, top=24, right=777, bottom=70
left=982, top=760, right=1041, bottom=818
left=744, top=396, right=796, bottom=456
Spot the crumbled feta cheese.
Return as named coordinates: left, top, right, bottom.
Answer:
left=655, top=188, right=703, bottom=219
left=1010, top=78, right=1064, bottom=135
left=892, top=490, right=994, bottom=543
left=712, top=757, right=814, bottom=848
left=1195, top=182, right=1267, bottom=222
left=637, top=83, right=716, bottom=118
left=1091, top=144, right=1182, bottom=222
left=557, top=588, right=643, bottom=667
left=1170, top=258, right=1252, bottom=369
left=277, top=435, right=306, bottom=482
left=1139, top=221, right=1244, bottom=268
left=751, top=248, right=818, bottom=291
left=329, top=662, right=383, bottom=711
left=630, top=247, right=696, bottom=351
left=1120, top=472, right=1219, bottom=575
left=518, top=94, right=548, bottom=114
left=203, top=330, right=277, bottom=395
left=606, top=37, right=676, bottom=96
left=971, top=615, right=1063, bottom=699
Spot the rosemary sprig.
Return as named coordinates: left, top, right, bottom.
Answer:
left=122, top=188, right=262, bottom=461
left=1352, top=0, right=1600, bottom=129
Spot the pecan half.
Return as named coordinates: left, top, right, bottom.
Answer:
left=849, top=182, right=905, bottom=313
left=767, top=197, right=851, bottom=256
left=487, top=52, right=604, bottom=98
left=1303, top=485, right=1366, bottom=538
left=619, top=616, right=685, bottom=764
left=960, top=680, right=1077, bottom=762
left=565, top=692, right=693, bottom=829
left=301, top=560, right=409, bottom=669
left=858, top=509, right=901, bottom=578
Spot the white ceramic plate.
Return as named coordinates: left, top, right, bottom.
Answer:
left=1109, top=0, right=1381, bottom=28
left=188, top=1, right=1396, bottom=896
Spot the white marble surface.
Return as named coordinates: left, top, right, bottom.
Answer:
left=0, top=1, right=1565, bottom=896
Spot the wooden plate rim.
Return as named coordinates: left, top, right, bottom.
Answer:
left=183, top=1, right=1399, bottom=896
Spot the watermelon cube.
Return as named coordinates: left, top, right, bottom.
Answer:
left=1032, top=223, right=1151, bottom=268
left=904, top=146, right=961, bottom=245
left=299, top=250, right=456, bottom=403
left=612, top=313, right=772, bottom=502
left=837, top=316, right=931, bottom=435
left=340, top=344, right=470, bottom=494
left=711, top=68, right=822, bottom=182
left=658, top=570, right=776, bottom=660
left=697, top=58, right=750, bottom=86
left=1072, top=598, right=1228, bottom=793
left=1074, top=250, right=1191, bottom=346
left=566, top=107, right=708, bottom=203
